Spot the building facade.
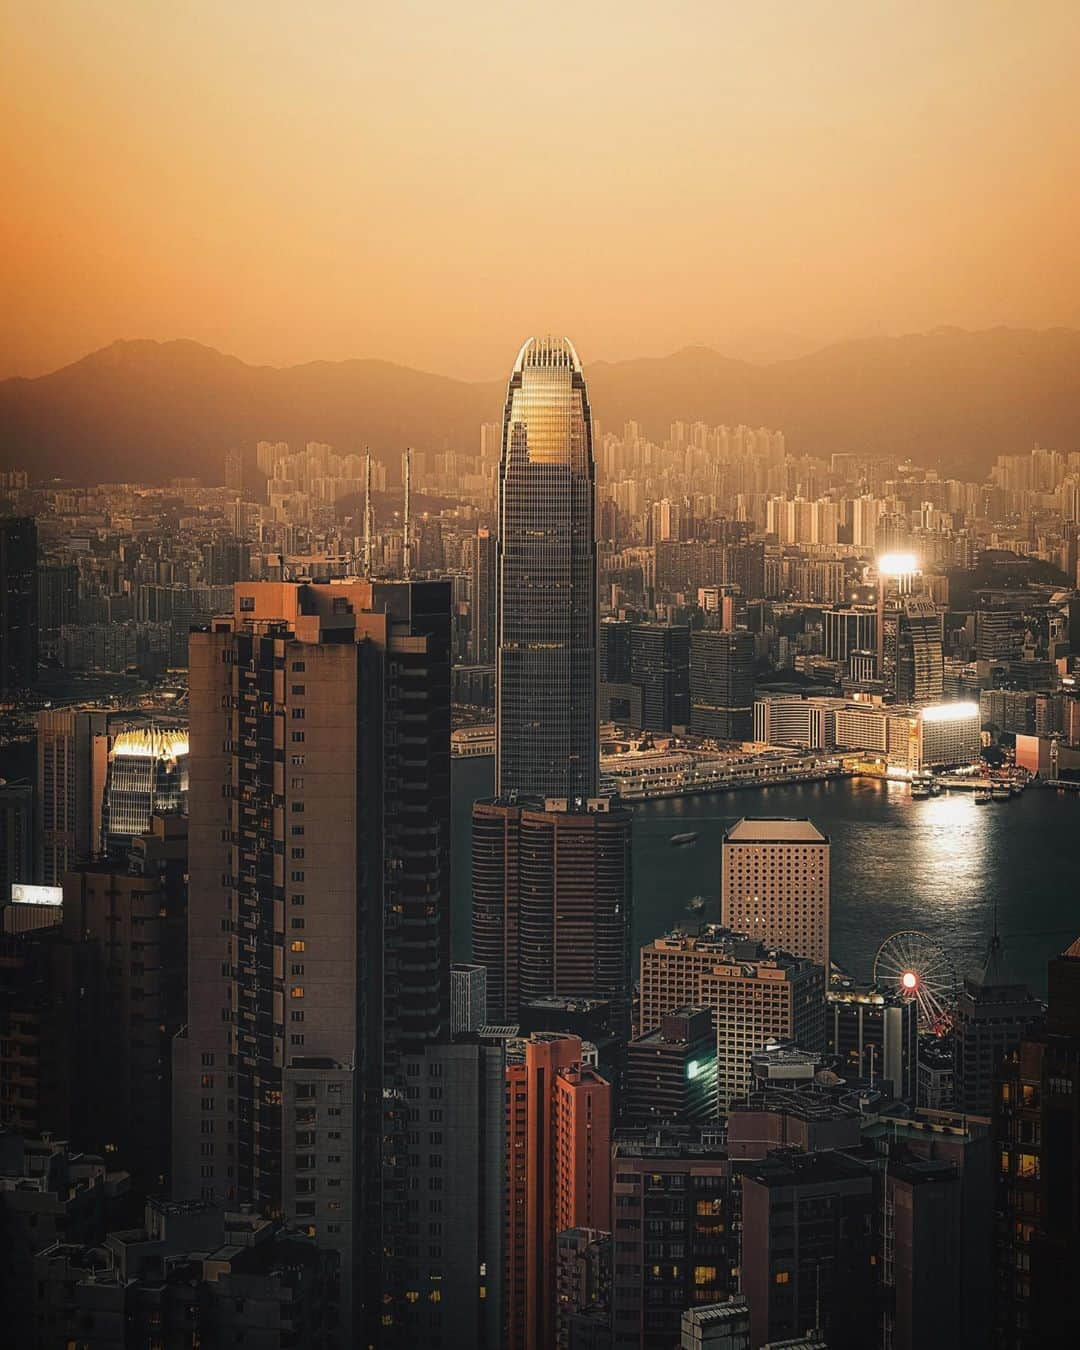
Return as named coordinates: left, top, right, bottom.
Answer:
left=721, top=818, right=830, bottom=972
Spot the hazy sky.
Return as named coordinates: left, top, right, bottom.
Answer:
left=3, top=1, right=1079, bottom=380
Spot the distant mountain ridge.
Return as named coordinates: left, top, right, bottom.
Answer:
left=2, top=327, right=1079, bottom=484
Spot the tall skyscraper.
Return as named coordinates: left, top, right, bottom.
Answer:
left=0, top=516, right=38, bottom=694
left=505, top=1034, right=611, bottom=1350
left=721, top=818, right=830, bottom=972
left=954, top=930, right=1041, bottom=1116
left=101, top=723, right=189, bottom=855
left=496, top=336, right=597, bottom=799
left=471, top=795, right=632, bottom=1034
left=172, top=578, right=451, bottom=1341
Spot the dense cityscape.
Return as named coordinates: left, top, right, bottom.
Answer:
left=1, top=329, right=1078, bottom=1349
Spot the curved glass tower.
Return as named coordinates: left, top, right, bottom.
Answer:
left=496, top=336, right=598, bottom=799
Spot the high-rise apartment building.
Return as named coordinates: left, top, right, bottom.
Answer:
left=638, top=929, right=824, bottom=1107
left=471, top=795, right=632, bottom=1034
left=35, top=708, right=111, bottom=885
left=689, top=628, right=755, bottom=741
left=172, top=578, right=450, bottom=1341
left=450, top=961, right=488, bottom=1036
left=954, top=932, right=1042, bottom=1116
left=496, top=337, right=597, bottom=799
left=505, top=1034, right=611, bottom=1350
left=993, top=936, right=1080, bottom=1349
left=721, top=818, right=830, bottom=972
left=0, top=516, right=38, bottom=694
left=610, top=1126, right=735, bottom=1349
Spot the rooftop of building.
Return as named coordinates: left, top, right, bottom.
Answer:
left=612, top=1125, right=727, bottom=1160
left=725, top=817, right=828, bottom=843
left=728, top=1088, right=862, bottom=1125
left=743, top=1147, right=869, bottom=1189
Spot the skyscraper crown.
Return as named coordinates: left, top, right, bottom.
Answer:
left=513, top=335, right=583, bottom=374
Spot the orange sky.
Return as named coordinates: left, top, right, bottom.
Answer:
left=3, top=1, right=1079, bottom=381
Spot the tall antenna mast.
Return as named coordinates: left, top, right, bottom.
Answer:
left=363, top=449, right=373, bottom=576
left=402, top=446, right=413, bottom=579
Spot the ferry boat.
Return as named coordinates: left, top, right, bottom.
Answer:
left=974, top=790, right=992, bottom=804
left=670, top=832, right=699, bottom=847
left=991, top=786, right=1012, bottom=802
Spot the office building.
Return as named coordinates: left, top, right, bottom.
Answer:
left=37, top=562, right=78, bottom=657
left=101, top=723, right=189, bottom=855
left=722, top=818, right=830, bottom=972
left=822, top=607, right=877, bottom=665
left=469, top=526, right=497, bottom=665
left=753, top=697, right=839, bottom=750
left=726, top=1089, right=861, bottom=1160
left=892, top=596, right=945, bottom=702
left=630, top=623, right=690, bottom=731
left=622, top=1007, right=718, bottom=1126
left=471, top=795, right=632, bottom=1034
left=826, top=982, right=918, bottom=1101
left=953, top=931, right=1042, bottom=1116
left=0, top=516, right=38, bottom=694
left=638, top=929, right=824, bottom=1108
left=741, top=1151, right=876, bottom=1350
left=689, top=629, right=754, bottom=741
left=993, top=936, right=1080, bottom=1349
left=505, top=1034, right=611, bottom=1350
left=496, top=336, right=597, bottom=799
left=451, top=962, right=488, bottom=1037
left=172, top=578, right=451, bottom=1341
left=35, top=708, right=111, bottom=885
left=610, top=1127, right=735, bottom=1349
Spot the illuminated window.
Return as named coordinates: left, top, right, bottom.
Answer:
left=290, top=987, right=304, bottom=999
left=291, top=940, right=306, bottom=952
left=775, top=1271, right=790, bottom=1285
left=1017, top=1154, right=1039, bottom=1180
left=694, top=1266, right=717, bottom=1286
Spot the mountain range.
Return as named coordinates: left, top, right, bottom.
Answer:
left=2, top=327, right=1079, bottom=485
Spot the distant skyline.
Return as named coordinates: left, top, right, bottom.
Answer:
left=4, top=2, right=1080, bottom=381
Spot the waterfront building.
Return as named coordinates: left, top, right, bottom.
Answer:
left=721, top=818, right=830, bottom=972
left=826, top=981, right=918, bottom=1102
left=505, top=1034, right=611, bottom=1350
left=690, top=628, right=754, bottom=741
left=629, top=622, right=691, bottom=732
left=469, top=525, right=497, bottom=665
left=496, top=337, right=598, bottom=799
left=753, top=696, right=841, bottom=750
left=471, top=795, right=632, bottom=1034
left=172, top=578, right=451, bottom=1341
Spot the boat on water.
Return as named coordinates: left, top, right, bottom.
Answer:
left=991, top=786, right=1012, bottom=801
left=974, top=790, right=992, bottom=804
left=929, top=780, right=943, bottom=796
left=911, top=781, right=931, bottom=799
left=686, top=896, right=706, bottom=913
left=670, top=832, right=699, bottom=847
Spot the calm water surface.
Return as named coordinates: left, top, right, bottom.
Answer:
left=451, top=758, right=1078, bottom=994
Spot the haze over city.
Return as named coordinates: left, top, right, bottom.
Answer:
left=4, top=0, right=1080, bottom=380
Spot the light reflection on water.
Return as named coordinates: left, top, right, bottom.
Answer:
left=451, top=760, right=1078, bottom=994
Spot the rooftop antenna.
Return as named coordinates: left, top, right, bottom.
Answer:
left=402, top=446, right=413, bottom=579
left=363, top=449, right=373, bottom=576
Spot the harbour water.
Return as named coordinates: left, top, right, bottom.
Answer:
left=450, top=757, right=1078, bottom=994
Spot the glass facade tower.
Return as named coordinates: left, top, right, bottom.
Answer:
left=496, top=336, right=598, bottom=799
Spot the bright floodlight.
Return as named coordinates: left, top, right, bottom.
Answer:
left=902, top=971, right=918, bottom=990
left=921, top=701, right=979, bottom=722
left=877, top=552, right=920, bottom=577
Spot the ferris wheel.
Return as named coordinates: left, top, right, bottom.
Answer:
left=873, top=930, right=960, bottom=1035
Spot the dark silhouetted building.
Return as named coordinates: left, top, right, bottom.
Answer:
left=622, top=1007, right=718, bottom=1126
left=689, top=629, right=755, bottom=741
left=954, top=931, right=1042, bottom=1116
left=629, top=623, right=690, bottom=732
left=0, top=516, right=38, bottom=694
left=472, top=796, right=632, bottom=1034
left=35, top=708, right=111, bottom=886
